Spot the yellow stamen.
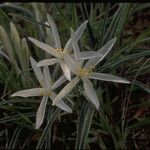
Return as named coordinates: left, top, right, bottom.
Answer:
left=77, top=67, right=93, bottom=77
left=54, top=48, right=70, bottom=55
left=54, top=48, right=64, bottom=53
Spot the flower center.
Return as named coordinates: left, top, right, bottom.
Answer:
left=54, top=48, right=70, bottom=55
left=54, top=48, right=64, bottom=53
left=40, top=89, right=51, bottom=96
left=77, top=67, right=93, bottom=77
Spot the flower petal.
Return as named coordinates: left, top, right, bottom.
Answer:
left=51, top=75, right=67, bottom=90
left=35, top=96, right=48, bottom=129
left=70, top=51, right=97, bottom=60
left=30, top=57, right=45, bottom=87
left=82, top=77, right=100, bottom=110
left=37, top=58, right=58, bottom=67
left=47, top=14, right=61, bottom=49
left=11, top=88, right=43, bottom=97
left=59, top=59, right=71, bottom=81
left=64, top=20, right=88, bottom=54
left=64, top=55, right=81, bottom=75
left=52, top=77, right=80, bottom=105
left=71, top=30, right=81, bottom=62
left=80, top=51, right=98, bottom=60
left=56, top=100, right=72, bottom=113
left=28, top=37, right=58, bottom=57
left=84, top=37, right=117, bottom=68
left=89, top=72, right=131, bottom=84
left=50, top=92, right=72, bottom=113
left=43, top=66, right=52, bottom=89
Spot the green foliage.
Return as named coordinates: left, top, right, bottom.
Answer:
left=75, top=101, right=95, bottom=149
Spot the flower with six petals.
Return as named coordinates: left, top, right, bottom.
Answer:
left=52, top=35, right=130, bottom=110
left=11, top=57, right=72, bottom=129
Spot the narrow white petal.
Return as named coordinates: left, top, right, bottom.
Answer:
left=50, top=92, right=72, bottom=113
left=51, top=75, right=67, bottom=90
left=28, top=37, right=58, bottom=57
left=56, top=101, right=72, bottom=113
left=52, top=77, right=80, bottom=105
left=59, top=60, right=71, bottom=81
left=43, top=66, right=52, bottom=89
left=64, top=55, right=80, bottom=75
left=30, top=57, right=44, bottom=87
left=37, top=58, right=58, bottom=67
left=82, top=77, right=100, bottom=110
left=80, top=51, right=97, bottom=60
left=85, top=37, right=117, bottom=68
left=64, top=20, right=88, bottom=53
left=89, top=72, right=131, bottom=84
left=36, top=96, right=48, bottom=129
left=11, top=88, right=43, bottom=97
left=47, top=14, right=61, bottom=49
left=71, top=30, right=81, bottom=62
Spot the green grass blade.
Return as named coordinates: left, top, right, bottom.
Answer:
left=7, top=126, right=23, bottom=149
left=134, top=80, right=150, bottom=94
left=0, top=112, right=35, bottom=124
left=36, top=108, right=61, bottom=149
left=75, top=101, right=95, bottom=149
left=128, top=118, right=150, bottom=130
left=0, top=25, right=14, bottom=62
left=98, top=3, right=110, bottom=48
left=80, top=3, right=96, bottom=48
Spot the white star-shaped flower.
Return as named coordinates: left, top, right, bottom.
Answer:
left=11, top=57, right=72, bottom=129
left=28, top=14, right=95, bottom=81
left=52, top=36, right=131, bottom=110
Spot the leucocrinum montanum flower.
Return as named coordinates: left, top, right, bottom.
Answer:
left=11, top=57, right=72, bottom=129
left=28, top=14, right=98, bottom=81
left=52, top=35, right=131, bottom=110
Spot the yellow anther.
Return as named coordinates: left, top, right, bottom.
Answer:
left=54, top=48, right=64, bottom=53
left=77, top=67, right=93, bottom=77
left=60, top=48, right=63, bottom=52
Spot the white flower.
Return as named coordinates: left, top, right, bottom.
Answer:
left=52, top=36, right=131, bottom=110
left=11, top=57, right=72, bottom=129
left=28, top=14, right=90, bottom=81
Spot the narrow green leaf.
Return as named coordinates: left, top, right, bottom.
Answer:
left=7, top=126, right=23, bottom=149
left=128, top=118, right=150, bottom=130
left=80, top=3, right=96, bottom=48
left=129, top=101, right=150, bottom=110
left=98, top=3, right=110, bottom=48
left=75, top=101, right=95, bottom=149
left=10, top=22, right=25, bottom=69
left=36, top=108, right=61, bottom=149
left=134, top=80, right=150, bottom=94
left=0, top=25, right=14, bottom=62
left=0, top=112, right=35, bottom=124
